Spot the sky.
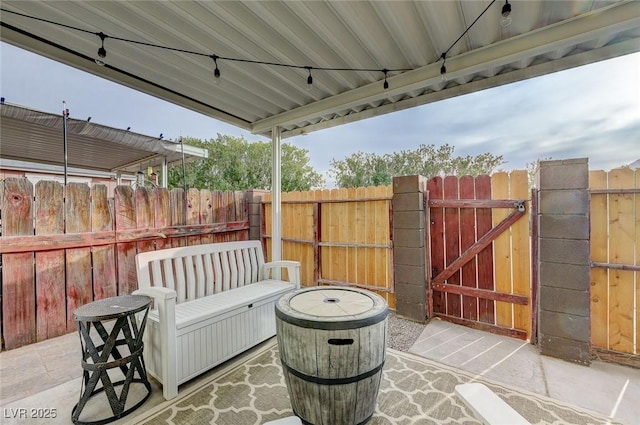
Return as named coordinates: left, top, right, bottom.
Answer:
left=1, top=41, right=639, bottom=185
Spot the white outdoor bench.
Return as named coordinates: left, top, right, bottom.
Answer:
left=133, top=240, right=300, bottom=400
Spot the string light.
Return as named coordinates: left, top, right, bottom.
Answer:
left=306, top=67, right=313, bottom=91
left=211, top=55, right=221, bottom=83
left=501, top=0, right=512, bottom=27
left=2, top=2, right=503, bottom=91
left=439, top=0, right=497, bottom=81
left=95, top=32, right=107, bottom=66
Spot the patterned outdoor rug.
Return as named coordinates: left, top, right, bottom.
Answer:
left=129, top=343, right=625, bottom=425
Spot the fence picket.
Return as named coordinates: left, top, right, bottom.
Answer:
left=459, top=176, right=478, bottom=321
left=1, top=178, right=35, bottom=350
left=607, top=168, right=635, bottom=353
left=200, top=189, right=214, bottom=245
left=136, top=187, right=155, bottom=254
left=115, top=186, right=138, bottom=295
left=91, top=184, right=116, bottom=301
left=635, top=169, right=639, bottom=355
left=444, top=176, right=462, bottom=318
left=589, top=170, right=609, bottom=349
left=492, top=172, right=513, bottom=329
left=186, top=188, right=201, bottom=246
left=155, top=188, right=171, bottom=249
left=476, top=175, right=495, bottom=324
left=171, top=188, right=186, bottom=247
left=428, top=176, right=446, bottom=314
left=65, top=183, right=92, bottom=331
left=34, top=181, right=66, bottom=340
left=511, top=170, right=531, bottom=337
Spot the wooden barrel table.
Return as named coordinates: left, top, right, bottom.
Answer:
left=275, top=286, right=388, bottom=425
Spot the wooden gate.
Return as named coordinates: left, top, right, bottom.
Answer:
left=426, top=172, right=532, bottom=340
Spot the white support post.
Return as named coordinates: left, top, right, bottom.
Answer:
left=162, top=156, right=168, bottom=188
left=271, top=126, right=282, bottom=270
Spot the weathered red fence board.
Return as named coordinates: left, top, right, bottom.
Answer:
left=475, top=175, right=495, bottom=324
left=136, top=187, right=155, bottom=255
left=35, top=181, right=66, bottom=340
left=171, top=188, right=186, bottom=247
left=154, top=188, right=171, bottom=250
left=115, top=186, right=138, bottom=295
left=65, top=183, right=93, bottom=331
left=444, top=175, right=461, bottom=317
left=91, top=184, right=116, bottom=300
left=459, top=176, right=477, bottom=321
left=186, top=188, right=201, bottom=246
left=200, top=189, right=214, bottom=245
left=428, top=177, right=445, bottom=314
left=2, top=178, right=36, bottom=349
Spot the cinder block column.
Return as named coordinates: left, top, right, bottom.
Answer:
left=392, top=175, right=428, bottom=323
left=536, top=158, right=591, bottom=365
left=246, top=190, right=268, bottom=240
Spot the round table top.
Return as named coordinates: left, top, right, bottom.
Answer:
left=74, top=295, right=151, bottom=321
left=276, top=286, right=388, bottom=330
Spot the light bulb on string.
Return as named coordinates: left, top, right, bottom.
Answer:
left=211, top=55, right=221, bottom=84
left=382, top=69, right=389, bottom=90
left=440, top=53, right=447, bottom=81
left=501, top=0, right=512, bottom=27
left=95, top=32, right=107, bottom=66
left=306, top=67, right=313, bottom=92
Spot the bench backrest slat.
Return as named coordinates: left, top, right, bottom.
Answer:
left=136, top=241, right=266, bottom=304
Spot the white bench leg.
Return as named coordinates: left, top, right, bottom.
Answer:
left=455, top=383, right=530, bottom=425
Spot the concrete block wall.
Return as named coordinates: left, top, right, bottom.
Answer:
left=246, top=190, right=268, bottom=240
left=536, top=158, right=591, bottom=365
left=392, top=175, right=428, bottom=323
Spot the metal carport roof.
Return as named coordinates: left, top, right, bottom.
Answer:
left=0, top=102, right=208, bottom=175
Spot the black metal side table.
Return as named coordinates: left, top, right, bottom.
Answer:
left=72, top=295, right=152, bottom=425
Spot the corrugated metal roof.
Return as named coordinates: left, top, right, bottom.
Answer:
left=1, top=1, right=638, bottom=139
left=0, top=103, right=207, bottom=173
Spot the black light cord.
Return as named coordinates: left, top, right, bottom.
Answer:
left=439, top=0, right=498, bottom=77
left=2, top=1, right=502, bottom=88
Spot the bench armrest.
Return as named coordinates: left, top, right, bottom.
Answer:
left=133, top=286, right=177, bottom=300
left=132, top=286, right=178, bottom=400
left=262, top=260, right=301, bottom=289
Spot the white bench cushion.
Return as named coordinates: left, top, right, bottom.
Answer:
left=148, top=280, right=296, bottom=330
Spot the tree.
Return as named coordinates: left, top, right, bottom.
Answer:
left=168, top=135, right=324, bottom=191
left=329, top=143, right=504, bottom=188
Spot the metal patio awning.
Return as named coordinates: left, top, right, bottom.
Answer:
left=1, top=1, right=638, bottom=140
left=1, top=0, right=638, bottom=260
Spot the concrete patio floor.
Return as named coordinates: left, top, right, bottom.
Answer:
left=0, top=319, right=638, bottom=425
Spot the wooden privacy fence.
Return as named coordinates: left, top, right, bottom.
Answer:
left=0, top=178, right=248, bottom=350
left=261, top=186, right=395, bottom=308
left=427, top=171, right=532, bottom=340
left=590, top=168, right=639, bottom=357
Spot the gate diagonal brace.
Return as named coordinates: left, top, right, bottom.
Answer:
left=430, top=200, right=526, bottom=286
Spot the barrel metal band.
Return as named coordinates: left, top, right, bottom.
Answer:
left=282, top=360, right=385, bottom=386
left=299, top=413, right=373, bottom=425
left=275, top=307, right=388, bottom=330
